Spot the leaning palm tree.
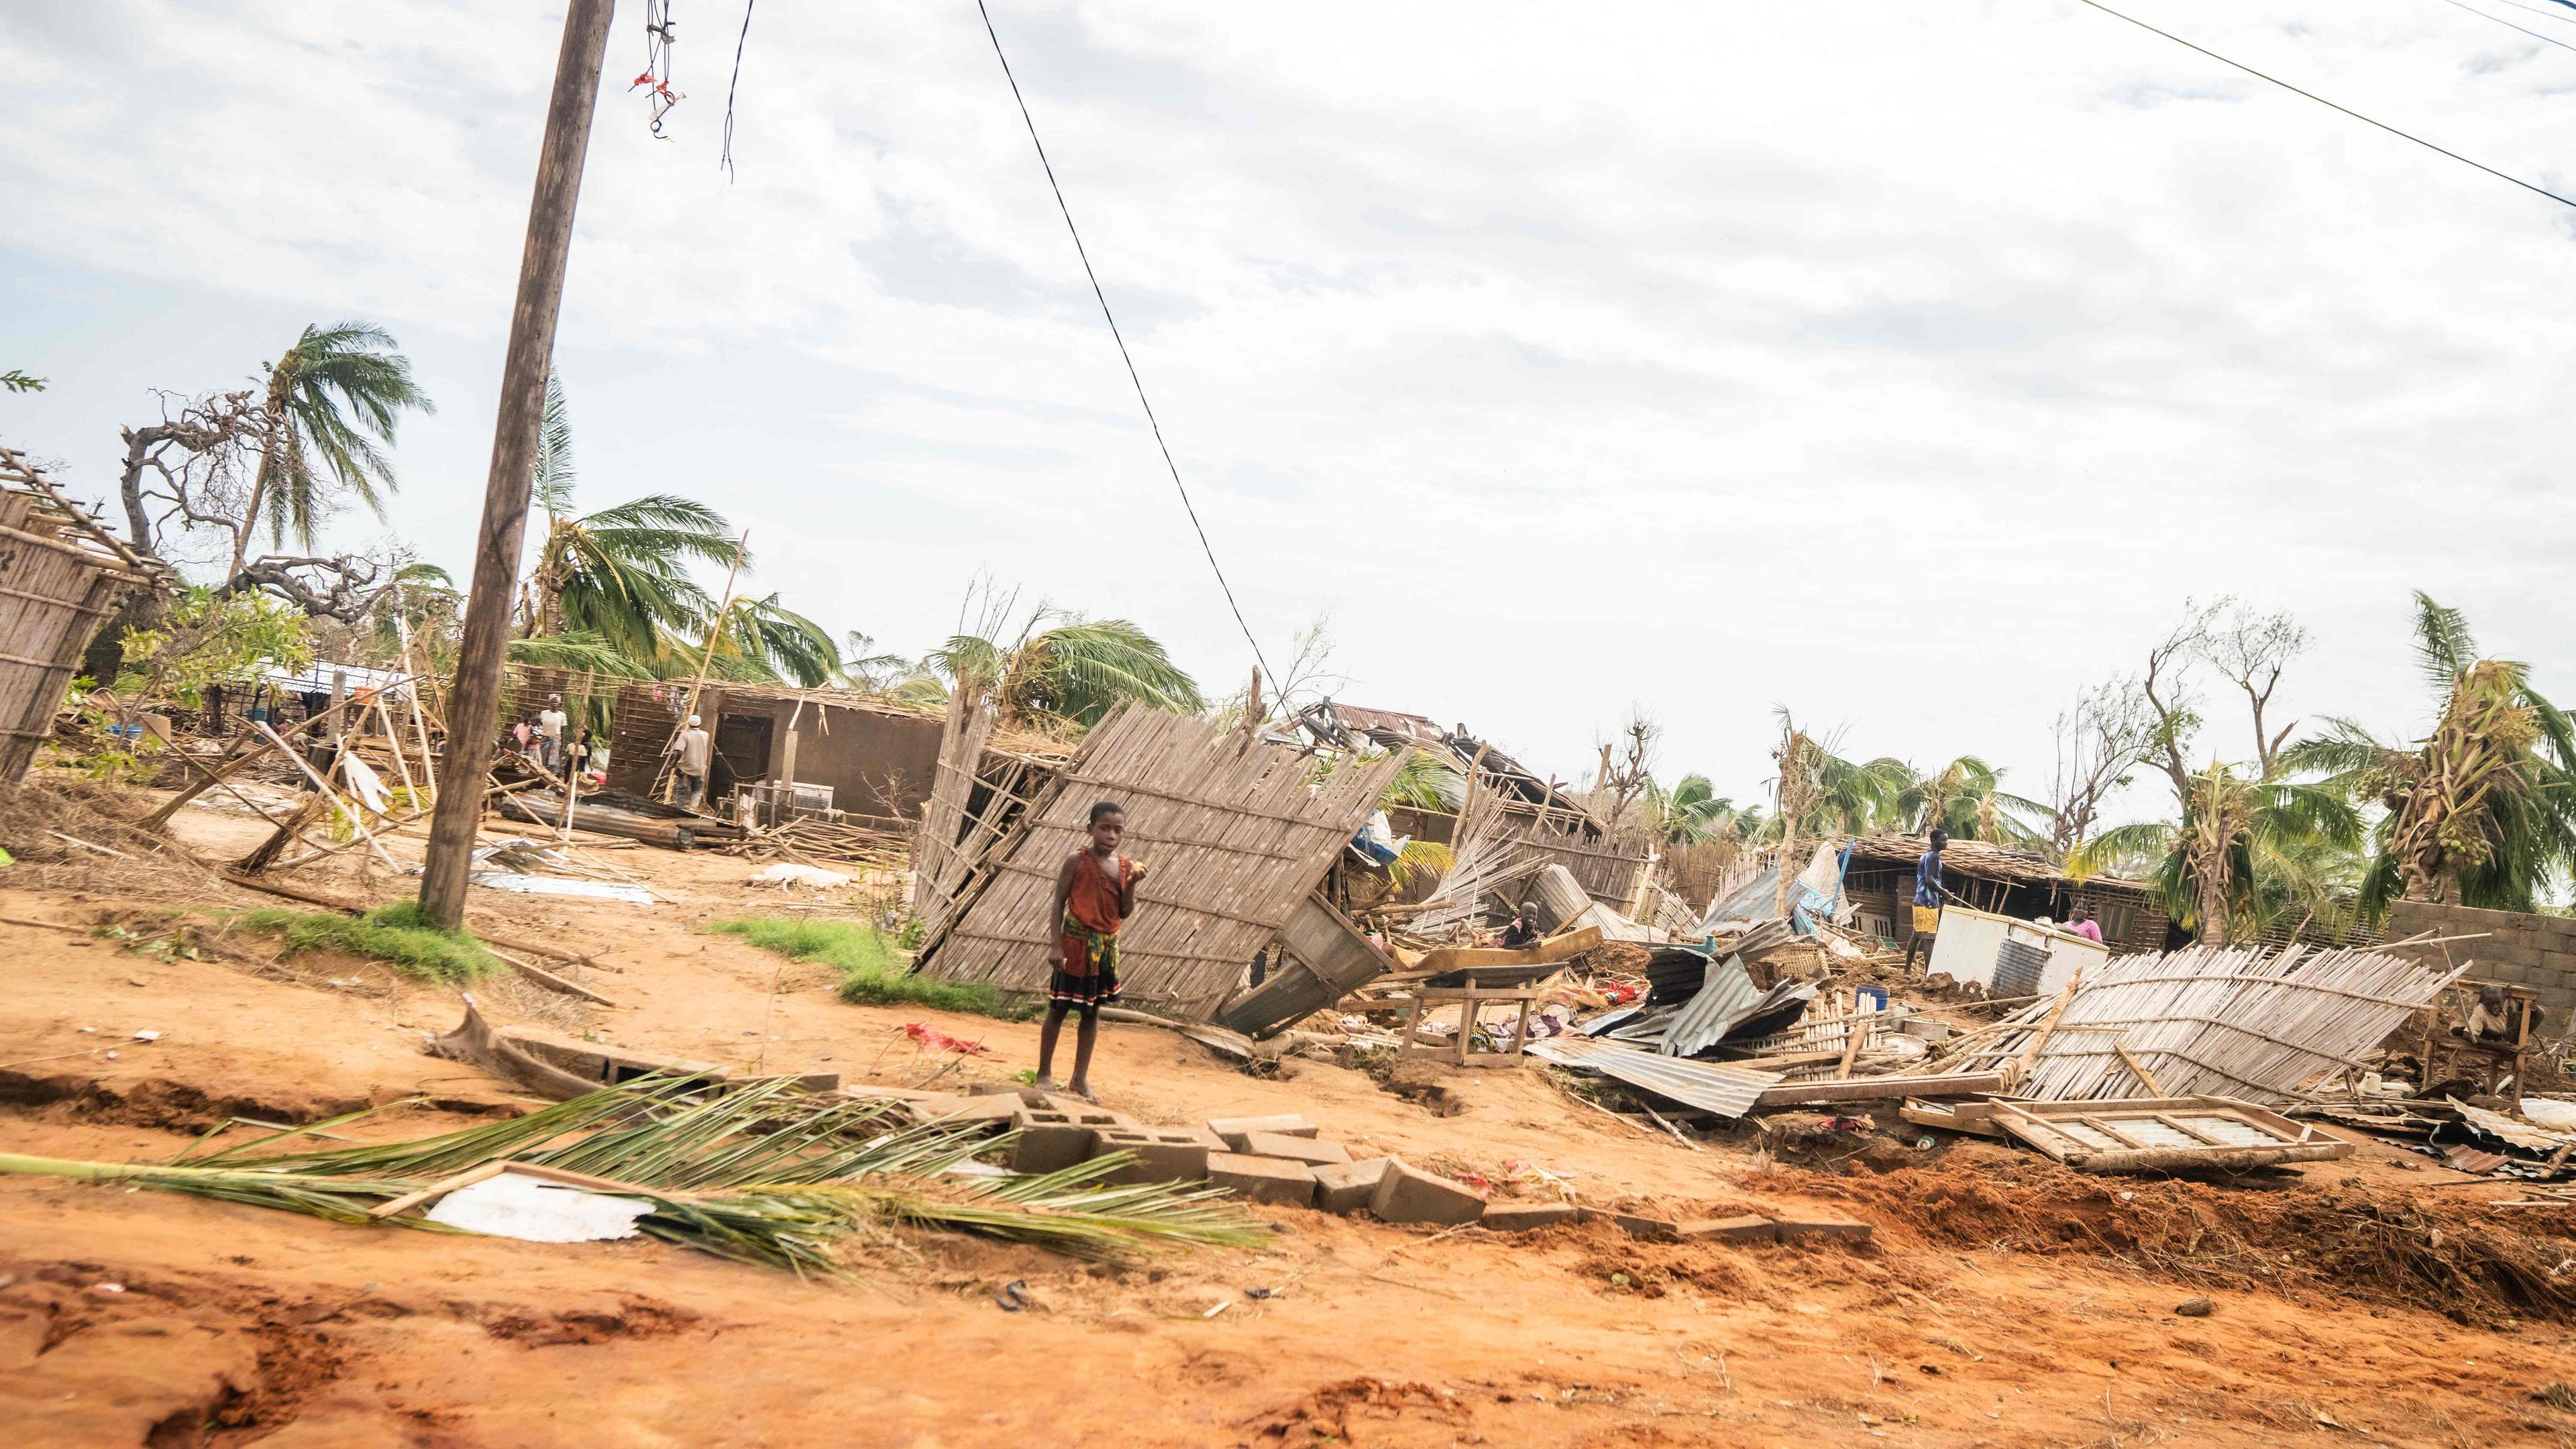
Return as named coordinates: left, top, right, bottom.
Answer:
left=2075, top=761, right=2359, bottom=946
left=927, top=604, right=1201, bottom=729
left=2288, top=592, right=2576, bottom=910
left=517, top=372, right=744, bottom=664
left=245, top=321, right=433, bottom=574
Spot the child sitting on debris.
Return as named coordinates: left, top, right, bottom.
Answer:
left=1037, top=801, right=1148, bottom=1101
left=1498, top=901, right=1542, bottom=949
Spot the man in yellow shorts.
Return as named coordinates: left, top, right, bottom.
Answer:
left=1906, top=828, right=1947, bottom=971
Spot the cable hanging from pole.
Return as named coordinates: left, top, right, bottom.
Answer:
left=973, top=0, right=1279, bottom=698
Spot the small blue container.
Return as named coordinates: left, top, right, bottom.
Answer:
left=1853, top=985, right=1889, bottom=1012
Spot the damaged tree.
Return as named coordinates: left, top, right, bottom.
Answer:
left=102, top=323, right=435, bottom=657
left=2294, top=593, right=2576, bottom=910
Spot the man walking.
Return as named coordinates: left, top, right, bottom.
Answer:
left=1905, top=828, right=1948, bottom=972
left=537, top=694, right=568, bottom=775
left=676, top=713, right=712, bottom=810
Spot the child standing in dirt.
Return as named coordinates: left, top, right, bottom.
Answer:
left=1036, top=802, right=1146, bottom=1101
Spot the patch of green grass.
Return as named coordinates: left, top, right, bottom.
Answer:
left=236, top=902, right=503, bottom=984
left=710, top=917, right=1036, bottom=1020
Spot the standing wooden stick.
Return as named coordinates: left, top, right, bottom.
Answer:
left=418, top=0, right=615, bottom=928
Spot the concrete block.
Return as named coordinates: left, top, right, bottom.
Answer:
left=1209, top=1114, right=1320, bottom=1149
left=1311, top=1157, right=1394, bottom=1214
left=1237, top=1130, right=1349, bottom=1167
left=1085, top=1128, right=1211, bottom=1185
left=1008, top=1107, right=1128, bottom=1174
left=1607, top=1212, right=1680, bottom=1242
left=1679, top=1214, right=1778, bottom=1243
left=1206, top=1152, right=1318, bottom=1208
left=1367, top=1157, right=1486, bottom=1226
left=921, top=1095, right=1027, bottom=1130
left=1480, top=1202, right=1578, bottom=1232
left=901, top=1092, right=975, bottom=1124
left=1774, top=1214, right=1874, bottom=1245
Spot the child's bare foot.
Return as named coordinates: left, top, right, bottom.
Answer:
left=1032, top=1076, right=1061, bottom=1091
left=1066, top=1082, right=1099, bottom=1104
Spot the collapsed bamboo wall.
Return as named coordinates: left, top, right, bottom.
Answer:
left=0, top=447, right=146, bottom=785
left=1949, top=943, right=2465, bottom=1104
left=915, top=702, right=1406, bottom=1019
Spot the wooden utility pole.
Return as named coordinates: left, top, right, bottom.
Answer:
left=419, top=0, right=619, bottom=928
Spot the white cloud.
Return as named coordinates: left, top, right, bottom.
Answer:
left=3, top=0, right=2573, bottom=819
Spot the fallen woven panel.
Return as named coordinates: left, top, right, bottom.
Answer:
left=913, top=703, right=1407, bottom=1020
left=1951, top=942, right=2465, bottom=1104
left=1525, top=1036, right=1782, bottom=1118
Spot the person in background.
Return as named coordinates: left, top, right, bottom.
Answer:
left=510, top=715, right=533, bottom=755
left=537, top=694, right=568, bottom=775
left=1499, top=901, right=1543, bottom=949
left=1905, top=828, right=1949, bottom=971
left=2065, top=901, right=2104, bottom=944
left=567, top=727, right=595, bottom=782
left=1037, top=801, right=1147, bottom=1101
left=676, top=714, right=712, bottom=810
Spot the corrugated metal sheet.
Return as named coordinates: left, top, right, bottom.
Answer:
left=1526, top=1036, right=1783, bottom=1118
left=1657, top=958, right=1762, bottom=1057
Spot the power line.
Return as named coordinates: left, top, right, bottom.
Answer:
left=2483, top=0, right=2576, bottom=28
left=2074, top=0, right=2576, bottom=210
left=972, top=0, right=1278, bottom=696
left=2435, top=0, right=2576, bottom=53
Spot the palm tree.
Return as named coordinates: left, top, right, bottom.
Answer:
left=1770, top=712, right=1912, bottom=913
left=926, top=606, right=1201, bottom=729
left=516, top=372, right=746, bottom=665
left=2076, top=762, right=2360, bottom=946
left=833, top=632, right=918, bottom=692
left=246, top=321, right=433, bottom=574
left=1656, top=775, right=1764, bottom=844
left=1898, top=755, right=2049, bottom=848
left=694, top=592, right=842, bottom=688
left=2290, top=592, right=2576, bottom=910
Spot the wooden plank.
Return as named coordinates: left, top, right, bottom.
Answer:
left=1753, top=1072, right=2007, bottom=1106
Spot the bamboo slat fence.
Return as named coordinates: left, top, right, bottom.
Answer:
left=914, top=702, right=1407, bottom=1020
left=1943, top=942, right=2465, bottom=1104
left=0, top=446, right=148, bottom=784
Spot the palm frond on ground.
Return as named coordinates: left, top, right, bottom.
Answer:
left=0, top=1077, right=1263, bottom=1275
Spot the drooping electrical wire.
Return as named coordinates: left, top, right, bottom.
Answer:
left=2434, top=0, right=2576, bottom=53
left=972, top=0, right=1279, bottom=694
left=2074, top=0, right=2576, bottom=210
left=634, top=0, right=685, bottom=138
left=720, top=1, right=757, bottom=178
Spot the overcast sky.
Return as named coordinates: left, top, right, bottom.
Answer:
left=5, top=1, right=2573, bottom=824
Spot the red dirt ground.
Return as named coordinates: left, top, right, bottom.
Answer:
left=3, top=799, right=2573, bottom=1447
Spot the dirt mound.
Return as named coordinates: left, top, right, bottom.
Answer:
left=1243, top=1377, right=1469, bottom=1444
left=1779, top=1156, right=2576, bottom=1326
left=479, top=1295, right=702, bottom=1347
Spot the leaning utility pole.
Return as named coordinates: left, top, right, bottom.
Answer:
left=419, top=0, right=618, bottom=927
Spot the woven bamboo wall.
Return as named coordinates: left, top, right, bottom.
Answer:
left=916, top=702, right=1407, bottom=1019
left=0, top=455, right=144, bottom=784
